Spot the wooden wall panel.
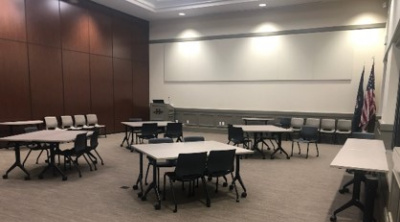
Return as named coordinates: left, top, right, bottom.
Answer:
left=132, top=62, right=149, bottom=120
left=26, top=0, right=61, bottom=47
left=60, top=1, right=89, bottom=52
left=0, top=40, right=30, bottom=121
left=89, top=8, right=112, bottom=56
left=113, top=59, right=133, bottom=132
left=0, top=0, right=26, bottom=41
left=132, top=23, right=148, bottom=62
left=62, top=50, right=91, bottom=115
left=113, top=19, right=132, bottom=59
left=90, top=55, right=114, bottom=132
left=28, top=45, right=64, bottom=118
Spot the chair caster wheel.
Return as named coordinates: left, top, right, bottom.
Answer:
left=241, top=192, right=247, bottom=198
left=339, top=188, right=349, bottom=194
left=287, top=156, right=290, bottom=159
left=330, top=215, right=336, bottom=221
left=132, top=185, right=139, bottom=190
left=62, top=176, right=67, bottom=181
left=154, top=203, right=161, bottom=210
left=145, top=182, right=148, bottom=185
left=223, top=182, right=228, bottom=187
left=38, top=175, right=43, bottom=179
left=137, top=192, right=143, bottom=198
left=3, top=175, right=8, bottom=179
left=24, top=176, right=30, bottom=180
left=206, top=200, right=211, bottom=207
left=229, top=185, right=234, bottom=190
left=173, top=209, right=177, bottom=213
left=141, top=196, right=147, bottom=201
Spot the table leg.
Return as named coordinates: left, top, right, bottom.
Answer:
left=38, top=143, right=67, bottom=181
left=270, top=133, right=290, bottom=159
left=120, top=125, right=130, bottom=147
left=133, top=152, right=144, bottom=197
left=140, top=158, right=162, bottom=210
left=2, top=142, right=31, bottom=180
left=330, top=171, right=365, bottom=221
left=231, top=155, right=247, bottom=198
left=252, top=133, right=266, bottom=159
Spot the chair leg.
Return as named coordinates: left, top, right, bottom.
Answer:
left=315, top=143, right=319, bottom=157
left=215, top=177, right=219, bottom=193
left=71, top=157, right=82, bottom=177
left=35, top=149, right=44, bottom=164
left=94, top=149, right=104, bottom=165
left=201, top=176, right=211, bottom=208
left=297, top=142, right=301, bottom=154
left=291, top=142, right=294, bottom=156
left=82, top=154, right=94, bottom=171
left=163, top=173, right=167, bottom=200
left=306, top=143, right=310, bottom=159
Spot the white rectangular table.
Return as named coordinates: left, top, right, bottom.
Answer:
left=0, top=130, right=91, bottom=181
left=234, top=125, right=293, bottom=159
left=330, top=138, right=388, bottom=222
left=0, top=120, right=44, bottom=148
left=131, top=141, right=253, bottom=210
left=120, top=121, right=172, bottom=147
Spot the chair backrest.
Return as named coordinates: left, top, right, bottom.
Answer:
left=165, top=123, right=183, bottom=137
left=206, top=149, right=236, bottom=175
left=74, top=133, right=88, bottom=153
left=128, top=118, right=142, bottom=122
left=291, top=118, right=304, bottom=128
left=141, top=123, right=158, bottom=137
left=74, top=115, right=86, bottom=127
left=175, top=152, right=207, bottom=179
left=278, top=117, right=292, bottom=128
left=300, top=126, right=319, bottom=140
left=183, top=136, right=205, bottom=142
left=320, top=119, right=336, bottom=130
left=89, top=128, right=100, bottom=149
left=24, top=126, right=38, bottom=133
left=337, top=119, right=351, bottom=131
left=44, top=116, right=59, bottom=130
left=61, top=115, right=74, bottom=129
left=351, top=132, right=375, bottom=139
left=305, top=118, right=320, bottom=128
left=86, top=114, right=98, bottom=126
left=148, top=138, right=173, bottom=144
left=230, top=126, right=245, bottom=141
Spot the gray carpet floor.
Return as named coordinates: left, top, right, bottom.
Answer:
left=0, top=131, right=363, bottom=222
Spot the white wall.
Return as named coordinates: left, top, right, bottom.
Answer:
left=149, top=0, right=387, bottom=113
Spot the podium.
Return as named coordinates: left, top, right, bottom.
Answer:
left=150, top=103, right=175, bottom=121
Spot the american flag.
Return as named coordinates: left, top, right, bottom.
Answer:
left=360, top=63, right=376, bottom=131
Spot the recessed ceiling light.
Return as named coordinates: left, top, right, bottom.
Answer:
left=259, top=3, right=267, bottom=7
left=179, top=12, right=185, bottom=16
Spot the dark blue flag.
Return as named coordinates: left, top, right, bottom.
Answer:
left=351, top=68, right=364, bottom=132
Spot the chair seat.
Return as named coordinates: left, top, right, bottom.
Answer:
left=292, top=138, right=317, bottom=143
left=335, top=130, right=351, bottom=134
left=320, top=129, right=335, bottom=133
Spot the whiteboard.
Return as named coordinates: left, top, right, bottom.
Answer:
left=163, top=30, right=362, bottom=82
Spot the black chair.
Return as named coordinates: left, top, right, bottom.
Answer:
left=227, top=125, right=251, bottom=149
left=183, top=136, right=205, bottom=142
left=86, top=128, right=104, bottom=169
left=126, top=118, right=142, bottom=145
left=274, top=117, right=292, bottom=140
left=137, top=123, right=158, bottom=143
left=205, top=149, right=239, bottom=202
left=339, top=132, right=375, bottom=194
left=291, top=126, right=319, bottom=158
left=22, top=126, right=49, bottom=166
left=56, top=133, right=92, bottom=177
left=164, top=122, right=183, bottom=142
left=144, top=138, right=175, bottom=186
left=163, top=152, right=210, bottom=213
